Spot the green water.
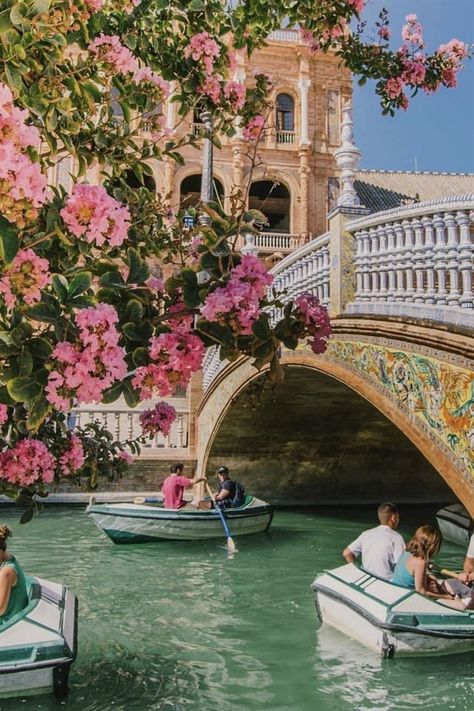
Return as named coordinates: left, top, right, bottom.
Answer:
left=0, top=504, right=472, bottom=711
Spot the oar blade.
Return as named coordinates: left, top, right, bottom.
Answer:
left=227, top=536, right=237, bottom=553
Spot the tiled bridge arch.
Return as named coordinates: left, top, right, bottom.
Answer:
left=196, top=321, right=474, bottom=517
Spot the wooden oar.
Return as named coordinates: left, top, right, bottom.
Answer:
left=429, top=563, right=461, bottom=578
left=206, top=483, right=236, bottom=553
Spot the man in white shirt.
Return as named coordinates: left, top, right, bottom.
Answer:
left=342, top=502, right=405, bottom=580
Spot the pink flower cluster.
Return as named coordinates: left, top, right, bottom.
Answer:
left=0, top=83, right=49, bottom=227
left=139, top=402, right=177, bottom=437
left=242, top=114, right=265, bottom=141
left=347, top=0, right=365, bottom=12
left=132, top=324, right=205, bottom=399
left=401, top=14, right=424, bottom=48
left=0, top=439, right=56, bottom=487
left=223, top=81, right=247, bottom=111
left=89, top=34, right=139, bottom=74
left=378, top=25, right=391, bottom=41
left=0, top=404, right=8, bottom=427
left=184, top=31, right=221, bottom=74
left=434, top=39, right=470, bottom=89
left=61, top=184, right=131, bottom=248
left=201, top=255, right=273, bottom=336
left=118, top=449, right=134, bottom=464
left=0, top=248, right=51, bottom=309
left=294, top=293, right=331, bottom=355
left=198, top=75, right=222, bottom=104
left=59, top=434, right=85, bottom=476
left=133, top=67, right=170, bottom=99
left=46, top=303, right=127, bottom=411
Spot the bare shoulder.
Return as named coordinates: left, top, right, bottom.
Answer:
left=0, top=565, right=16, bottom=581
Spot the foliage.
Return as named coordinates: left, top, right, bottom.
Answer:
left=0, top=0, right=470, bottom=513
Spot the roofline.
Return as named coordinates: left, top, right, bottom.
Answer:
left=357, top=168, right=474, bottom=177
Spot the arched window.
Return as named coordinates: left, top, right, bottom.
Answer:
left=124, top=169, right=156, bottom=193
left=276, top=93, right=295, bottom=132
left=249, top=180, right=291, bottom=233
left=180, top=174, right=224, bottom=208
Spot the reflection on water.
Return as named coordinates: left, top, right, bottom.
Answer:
left=0, top=505, right=472, bottom=711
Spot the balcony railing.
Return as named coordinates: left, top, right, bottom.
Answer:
left=276, top=130, right=296, bottom=144
left=268, top=30, right=299, bottom=43
left=71, top=407, right=189, bottom=452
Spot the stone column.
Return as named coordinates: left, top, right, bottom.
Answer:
left=298, top=77, right=311, bottom=146
left=298, top=151, right=310, bottom=236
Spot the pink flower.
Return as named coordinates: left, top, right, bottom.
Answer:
left=384, top=76, right=405, bottom=99
left=139, top=402, right=177, bottom=437
left=401, top=14, right=424, bottom=48
left=198, top=75, right=222, bottom=104
left=378, top=26, right=391, bottom=41
left=59, top=434, right=85, bottom=476
left=184, top=32, right=220, bottom=74
left=61, top=184, right=131, bottom=248
left=223, top=81, right=246, bottom=111
left=133, top=67, right=170, bottom=98
left=118, top=450, right=134, bottom=465
left=242, top=115, right=265, bottom=141
left=347, top=0, right=365, bottom=12
left=0, top=404, right=8, bottom=427
left=89, top=34, right=139, bottom=75
left=294, top=293, right=331, bottom=355
left=0, top=439, right=56, bottom=487
left=0, top=248, right=51, bottom=309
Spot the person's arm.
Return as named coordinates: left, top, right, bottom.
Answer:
left=0, top=566, right=16, bottom=616
left=215, top=485, right=231, bottom=502
left=462, top=555, right=474, bottom=582
left=414, top=559, right=452, bottom=599
left=342, top=547, right=356, bottom=564
left=191, top=476, right=207, bottom=486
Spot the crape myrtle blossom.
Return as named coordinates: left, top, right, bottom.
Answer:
left=139, top=402, right=177, bottom=438
left=293, top=293, right=332, bottom=355
left=0, top=404, right=8, bottom=427
left=60, top=184, right=131, bottom=248
left=242, top=114, right=265, bottom=141
left=132, top=325, right=205, bottom=399
left=200, top=255, right=273, bottom=336
left=223, top=81, right=247, bottom=111
left=0, top=82, right=49, bottom=227
left=0, top=248, right=51, bottom=309
left=132, top=67, right=170, bottom=99
left=59, top=434, right=85, bottom=476
left=401, top=14, right=424, bottom=48
left=117, top=449, right=134, bottom=464
left=0, top=439, right=56, bottom=487
left=184, top=31, right=221, bottom=74
left=46, top=304, right=127, bottom=411
left=89, top=34, right=139, bottom=75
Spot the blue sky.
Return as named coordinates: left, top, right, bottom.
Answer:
left=353, top=0, right=474, bottom=173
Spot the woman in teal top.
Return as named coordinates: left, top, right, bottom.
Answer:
left=0, top=524, right=28, bottom=624
left=392, top=525, right=464, bottom=606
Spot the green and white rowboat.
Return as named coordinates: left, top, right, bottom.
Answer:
left=86, top=495, right=273, bottom=544
left=312, top=563, right=474, bottom=658
left=0, top=576, right=77, bottom=698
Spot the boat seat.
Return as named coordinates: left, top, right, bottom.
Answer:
left=231, top=495, right=253, bottom=509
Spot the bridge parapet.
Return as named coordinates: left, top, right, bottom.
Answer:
left=345, top=194, right=474, bottom=328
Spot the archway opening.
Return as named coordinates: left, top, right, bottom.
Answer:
left=207, top=366, right=451, bottom=505
left=180, top=174, right=224, bottom=208
left=249, top=180, right=291, bottom=233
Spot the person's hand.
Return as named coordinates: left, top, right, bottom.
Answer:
left=458, top=572, right=469, bottom=583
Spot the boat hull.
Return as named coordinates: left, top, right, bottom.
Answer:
left=436, top=504, right=473, bottom=547
left=0, top=577, right=78, bottom=698
left=312, top=564, right=474, bottom=658
left=87, top=498, right=273, bottom=543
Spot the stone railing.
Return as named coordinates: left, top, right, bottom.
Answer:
left=71, top=407, right=189, bottom=453
left=276, top=130, right=296, bottom=144
left=345, top=194, right=474, bottom=328
left=255, top=232, right=306, bottom=253
left=268, top=29, right=299, bottom=42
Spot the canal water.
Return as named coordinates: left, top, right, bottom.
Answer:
left=0, top=504, right=472, bottom=711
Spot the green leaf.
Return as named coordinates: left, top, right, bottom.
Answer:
left=28, top=337, right=53, bottom=359
left=252, top=315, right=271, bottom=341
left=0, top=216, right=19, bottom=265
left=102, top=380, right=123, bottom=404
left=4, top=63, right=23, bottom=93
left=11, top=322, right=33, bottom=346
left=131, top=347, right=149, bottom=367
left=27, top=394, right=50, bottom=432
left=182, top=283, right=200, bottom=309
left=0, top=386, right=15, bottom=406
left=127, top=248, right=149, bottom=284
left=0, top=8, right=12, bottom=33
left=32, top=0, right=52, bottom=14
left=68, top=271, right=92, bottom=298
left=124, top=299, right=144, bottom=322
left=99, top=271, right=126, bottom=289
left=6, top=376, right=42, bottom=402
left=52, top=274, right=69, bottom=302
left=24, top=300, right=60, bottom=323
left=19, top=347, right=34, bottom=376
left=20, top=508, right=34, bottom=525
left=122, top=379, right=139, bottom=408
left=122, top=321, right=153, bottom=342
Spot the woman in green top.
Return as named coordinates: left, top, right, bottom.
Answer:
left=0, top=524, right=28, bottom=623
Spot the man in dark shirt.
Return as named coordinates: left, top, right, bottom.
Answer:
left=215, top=466, right=237, bottom=508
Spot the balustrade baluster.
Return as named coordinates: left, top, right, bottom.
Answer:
left=411, top=218, right=425, bottom=303
left=456, top=211, right=474, bottom=308
left=401, top=220, right=415, bottom=302
left=322, top=246, right=330, bottom=305
left=114, top=412, right=121, bottom=440
left=421, top=216, right=436, bottom=304
left=444, top=212, right=461, bottom=305
left=384, top=224, right=397, bottom=301
left=432, top=214, right=448, bottom=305
left=353, top=230, right=364, bottom=301
left=368, top=228, right=380, bottom=301
left=393, top=223, right=405, bottom=302
left=377, top=225, right=388, bottom=301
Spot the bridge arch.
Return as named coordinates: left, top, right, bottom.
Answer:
left=196, top=340, right=474, bottom=514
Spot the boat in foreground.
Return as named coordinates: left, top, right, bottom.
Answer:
left=436, top=503, right=473, bottom=547
left=86, top=495, right=273, bottom=543
left=0, top=576, right=77, bottom=698
left=312, top=563, right=474, bottom=658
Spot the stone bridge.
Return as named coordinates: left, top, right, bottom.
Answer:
left=197, top=194, right=474, bottom=516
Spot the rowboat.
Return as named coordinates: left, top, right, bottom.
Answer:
left=86, top=495, right=273, bottom=544
left=436, top=503, right=473, bottom=547
left=311, top=563, right=474, bottom=657
left=0, top=576, right=77, bottom=698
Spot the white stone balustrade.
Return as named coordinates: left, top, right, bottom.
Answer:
left=236, top=232, right=308, bottom=254
left=347, top=195, right=474, bottom=327
left=71, top=407, right=189, bottom=452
